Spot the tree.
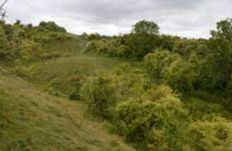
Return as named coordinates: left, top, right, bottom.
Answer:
left=204, top=18, right=232, bottom=90
left=38, top=21, right=66, bottom=32
left=211, top=18, right=232, bottom=41
left=132, top=20, right=159, bottom=35
left=0, top=0, right=7, bottom=20
left=120, top=33, right=158, bottom=60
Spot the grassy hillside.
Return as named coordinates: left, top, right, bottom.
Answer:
left=0, top=73, right=135, bottom=151
left=15, top=37, right=125, bottom=98
left=0, top=34, right=135, bottom=151
left=1, top=20, right=232, bottom=151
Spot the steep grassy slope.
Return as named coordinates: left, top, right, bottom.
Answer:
left=0, top=72, right=135, bottom=151
left=20, top=53, right=122, bottom=98
left=16, top=36, right=125, bottom=98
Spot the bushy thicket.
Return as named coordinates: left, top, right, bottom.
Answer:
left=80, top=64, right=150, bottom=118
left=86, top=19, right=232, bottom=98
left=144, top=50, right=201, bottom=93
left=0, top=20, right=70, bottom=64
left=38, top=21, right=66, bottom=33
left=143, top=19, right=232, bottom=99
left=86, top=34, right=159, bottom=60
left=187, top=117, right=232, bottom=151
left=2, top=18, right=232, bottom=151
left=80, top=64, right=187, bottom=150
left=85, top=20, right=161, bottom=60
left=78, top=64, right=232, bottom=150
left=77, top=19, right=232, bottom=150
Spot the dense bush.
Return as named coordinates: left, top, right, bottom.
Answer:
left=79, top=64, right=190, bottom=150
left=163, top=53, right=201, bottom=93
left=80, top=64, right=150, bottom=119
left=187, top=117, right=232, bottom=151
left=79, top=64, right=232, bottom=150
left=86, top=21, right=160, bottom=60
left=19, top=39, right=43, bottom=61
left=120, top=34, right=158, bottom=60
left=200, top=19, right=232, bottom=91
left=86, top=19, right=232, bottom=98
left=86, top=34, right=158, bottom=60
left=38, top=21, right=66, bottom=33
left=0, top=20, right=71, bottom=64
left=80, top=74, right=118, bottom=118
left=116, top=85, right=187, bottom=150
left=144, top=49, right=201, bottom=93
left=144, top=49, right=180, bottom=79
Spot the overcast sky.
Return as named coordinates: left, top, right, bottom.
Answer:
left=4, top=0, right=232, bottom=38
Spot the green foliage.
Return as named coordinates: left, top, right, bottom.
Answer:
left=187, top=117, right=232, bottom=151
left=19, top=39, right=43, bottom=61
left=79, top=65, right=190, bottom=150
left=85, top=19, right=232, bottom=97
left=1, top=17, right=232, bottom=151
left=86, top=39, right=117, bottom=56
left=38, top=21, right=66, bottom=33
left=0, top=75, right=135, bottom=151
left=69, top=76, right=86, bottom=100
left=226, top=76, right=232, bottom=97
left=163, top=53, right=201, bottom=93
left=144, top=50, right=201, bottom=92
left=87, top=33, right=102, bottom=40
left=80, top=74, right=117, bottom=119
left=155, top=35, right=179, bottom=51
left=87, top=33, right=158, bottom=60
left=144, top=49, right=180, bottom=78
left=202, top=18, right=232, bottom=91
left=120, top=34, right=158, bottom=60
left=211, top=18, right=232, bottom=40
left=0, top=20, right=73, bottom=65
left=132, top=20, right=159, bottom=35
left=116, top=85, right=186, bottom=150
left=80, top=64, right=150, bottom=119
left=86, top=20, right=161, bottom=60
left=42, top=78, right=65, bottom=97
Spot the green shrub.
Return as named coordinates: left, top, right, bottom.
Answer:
left=19, top=39, right=43, bottom=61
left=80, top=74, right=117, bottom=119
left=163, top=54, right=200, bottom=93
left=79, top=65, right=189, bottom=150
left=80, top=64, right=151, bottom=119
left=144, top=50, right=201, bottom=93
left=115, top=85, right=187, bottom=150
left=187, top=117, right=232, bottom=151
left=38, top=21, right=66, bottom=33
left=69, top=76, right=86, bottom=100
left=86, top=33, right=158, bottom=60
left=144, top=49, right=180, bottom=78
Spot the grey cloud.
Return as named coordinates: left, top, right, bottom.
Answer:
left=4, top=0, right=232, bottom=38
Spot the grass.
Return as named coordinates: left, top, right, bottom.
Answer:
left=16, top=37, right=125, bottom=98
left=0, top=37, right=135, bottom=151
left=25, top=54, right=122, bottom=98
left=2, top=34, right=230, bottom=151
left=42, top=37, right=88, bottom=55
left=0, top=74, right=135, bottom=151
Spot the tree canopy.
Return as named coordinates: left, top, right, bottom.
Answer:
left=132, top=20, right=159, bottom=35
